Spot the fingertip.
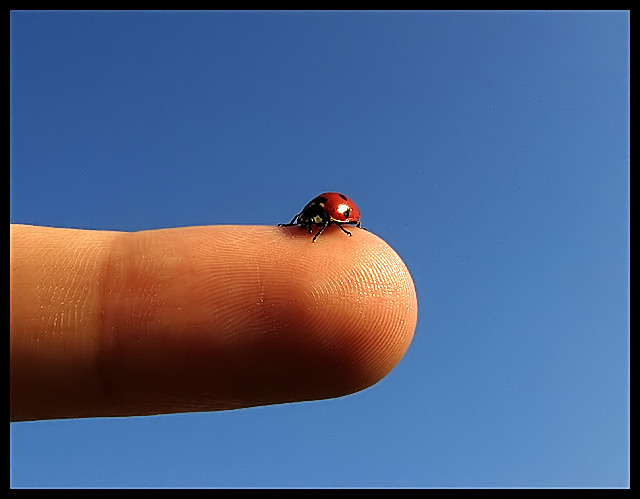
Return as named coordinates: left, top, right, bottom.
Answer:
left=279, top=225, right=418, bottom=393
left=189, top=224, right=418, bottom=399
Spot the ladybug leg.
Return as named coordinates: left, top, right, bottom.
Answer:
left=312, top=222, right=329, bottom=243
left=278, top=213, right=301, bottom=227
left=337, top=224, right=353, bottom=237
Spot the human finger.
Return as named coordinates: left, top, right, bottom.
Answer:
left=10, top=223, right=417, bottom=421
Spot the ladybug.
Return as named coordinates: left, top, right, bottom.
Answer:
left=279, top=192, right=364, bottom=242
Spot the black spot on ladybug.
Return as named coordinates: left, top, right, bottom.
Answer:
left=343, top=208, right=350, bottom=218
left=339, top=194, right=348, bottom=201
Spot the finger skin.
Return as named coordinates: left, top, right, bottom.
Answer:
left=10, top=224, right=417, bottom=421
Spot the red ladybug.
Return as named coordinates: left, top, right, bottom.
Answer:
left=279, top=192, right=364, bottom=242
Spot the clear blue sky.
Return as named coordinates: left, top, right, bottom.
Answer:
left=10, top=11, right=629, bottom=488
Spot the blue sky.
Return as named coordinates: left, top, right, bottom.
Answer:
left=10, top=11, right=629, bottom=488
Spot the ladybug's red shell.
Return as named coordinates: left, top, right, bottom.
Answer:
left=310, top=192, right=361, bottom=223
